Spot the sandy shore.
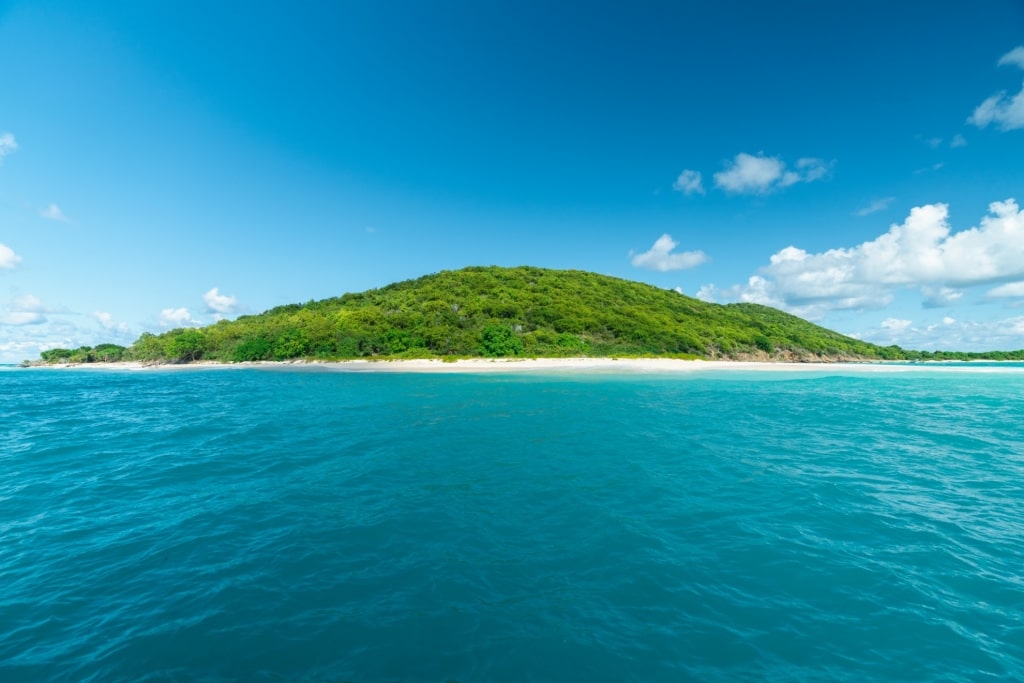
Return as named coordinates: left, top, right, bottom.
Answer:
left=18, top=357, right=1018, bottom=374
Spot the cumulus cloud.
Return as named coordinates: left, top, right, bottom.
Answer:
left=11, top=295, right=71, bottom=315
left=968, top=92, right=1024, bottom=131
left=0, top=294, right=73, bottom=326
left=203, top=287, right=239, bottom=318
left=950, top=134, right=968, bottom=148
left=713, top=153, right=832, bottom=195
left=694, top=275, right=790, bottom=309
left=672, top=169, right=705, bottom=196
left=93, top=311, right=131, bottom=334
left=854, top=197, right=895, bottom=217
left=998, top=46, right=1024, bottom=70
left=631, top=234, right=708, bottom=272
left=864, top=314, right=1024, bottom=351
left=922, top=286, right=964, bottom=308
left=697, top=198, right=1024, bottom=319
left=0, top=243, right=21, bottom=269
left=0, top=340, right=45, bottom=356
left=40, top=204, right=69, bottom=222
left=0, top=311, right=46, bottom=326
left=12, top=294, right=45, bottom=312
left=968, top=46, right=1024, bottom=131
left=988, top=281, right=1024, bottom=298
left=159, top=307, right=199, bottom=327
left=881, top=318, right=912, bottom=332
left=0, top=132, right=16, bottom=160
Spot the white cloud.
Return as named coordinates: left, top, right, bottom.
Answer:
left=881, top=318, right=912, bottom=332
left=694, top=275, right=790, bottom=309
left=713, top=152, right=832, bottom=195
left=922, top=136, right=943, bottom=149
left=698, top=198, right=1024, bottom=318
left=672, top=169, right=705, bottom=196
left=0, top=132, right=16, bottom=160
left=695, top=284, right=716, bottom=303
left=968, top=90, right=1024, bottom=131
left=631, top=234, right=708, bottom=272
left=0, top=340, right=44, bottom=356
left=0, top=243, right=21, bottom=269
left=988, top=281, right=1024, bottom=298
left=968, top=46, right=1024, bottom=132
left=854, top=197, right=895, bottom=217
left=950, top=134, right=968, bottom=148
left=922, top=286, right=964, bottom=308
left=7, top=294, right=70, bottom=315
left=12, top=294, right=45, bottom=312
left=203, top=287, right=238, bottom=317
left=93, top=311, right=130, bottom=334
left=998, top=46, right=1024, bottom=70
left=914, top=162, right=944, bottom=174
left=40, top=204, right=69, bottom=222
left=0, top=311, right=46, bottom=326
left=159, top=307, right=199, bottom=327
left=794, top=157, right=831, bottom=183
left=863, top=314, right=1024, bottom=351
left=0, top=294, right=75, bottom=327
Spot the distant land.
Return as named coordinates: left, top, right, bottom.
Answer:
left=27, top=266, right=1024, bottom=365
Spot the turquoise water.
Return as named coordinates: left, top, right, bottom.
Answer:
left=3, top=367, right=1023, bottom=682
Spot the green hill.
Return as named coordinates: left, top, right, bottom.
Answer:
left=40, top=265, right=1021, bottom=364
left=40, top=266, right=902, bottom=364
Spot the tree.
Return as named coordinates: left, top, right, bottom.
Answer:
left=479, top=324, right=524, bottom=357
left=166, top=329, right=206, bottom=362
left=130, top=333, right=168, bottom=362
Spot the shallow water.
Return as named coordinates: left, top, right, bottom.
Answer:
left=3, top=367, right=1023, bottom=681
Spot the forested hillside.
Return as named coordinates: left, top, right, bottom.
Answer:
left=33, top=266, right=1024, bottom=364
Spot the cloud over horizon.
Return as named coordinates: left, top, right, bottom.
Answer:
left=631, top=234, right=708, bottom=272
left=203, top=287, right=239, bottom=318
left=0, top=295, right=55, bottom=326
left=697, top=198, right=1024, bottom=319
left=861, top=313, right=1024, bottom=351
left=159, top=307, right=200, bottom=327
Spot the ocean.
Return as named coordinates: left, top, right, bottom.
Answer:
left=2, top=365, right=1023, bottom=682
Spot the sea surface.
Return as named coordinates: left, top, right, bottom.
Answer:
left=3, top=365, right=1024, bottom=682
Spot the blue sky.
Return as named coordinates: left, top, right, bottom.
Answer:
left=2, top=1, right=1024, bottom=362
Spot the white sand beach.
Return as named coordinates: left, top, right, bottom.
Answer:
left=22, top=357, right=1018, bottom=374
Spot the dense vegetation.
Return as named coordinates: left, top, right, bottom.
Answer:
left=30, top=266, right=1024, bottom=365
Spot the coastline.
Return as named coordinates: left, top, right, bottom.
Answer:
left=17, top=357, right=1023, bottom=374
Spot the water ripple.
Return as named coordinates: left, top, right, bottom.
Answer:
left=2, top=369, right=1023, bottom=681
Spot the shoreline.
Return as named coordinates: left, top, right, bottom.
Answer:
left=15, top=357, right=1023, bottom=374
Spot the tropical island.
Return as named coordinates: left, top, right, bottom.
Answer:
left=28, top=266, right=1024, bottom=366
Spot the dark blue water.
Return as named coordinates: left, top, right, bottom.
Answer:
left=3, top=367, right=1023, bottom=682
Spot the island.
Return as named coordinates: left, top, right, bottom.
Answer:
left=26, top=266, right=1024, bottom=366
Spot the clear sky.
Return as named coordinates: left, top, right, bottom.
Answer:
left=2, top=1, right=1024, bottom=362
